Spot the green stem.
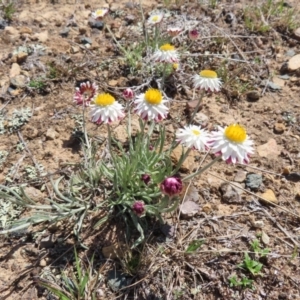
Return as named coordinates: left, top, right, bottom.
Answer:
left=161, top=63, right=168, bottom=89
left=161, top=196, right=180, bottom=213
left=105, top=24, right=128, bottom=56
left=172, top=148, right=192, bottom=175
left=189, top=90, right=205, bottom=125
left=82, top=106, right=90, bottom=149
left=183, top=156, right=221, bottom=182
left=154, top=24, right=159, bottom=47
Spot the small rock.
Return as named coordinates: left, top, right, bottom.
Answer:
left=108, top=79, right=118, bottom=87
left=79, top=27, right=87, bottom=35
left=39, top=234, right=56, bottom=249
left=293, top=28, right=300, bottom=41
left=33, top=30, right=49, bottom=42
left=71, top=46, right=80, bottom=54
left=23, top=125, right=39, bottom=139
left=88, top=18, right=104, bottom=30
left=261, top=231, right=270, bottom=245
left=260, top=189, right=278, bottom=204
left=274, top=122, right=286, bottom=134
left=8, top=87, right=21, bottom=96
left=59, top=27, right=70, bottom=37
left=23, top=186, right=44, bottom=201
left=107, top=270, right=132, bottom=292
left=287, top=54, right=300, bottom=71
left=279, top=74, right=290, bottom=80
left=194, top=112, right=209, bottom=125
left=234, top=170, right=247, bottom=182
left=19, top=27, right=32, bottom=34
left=257, top=138, right=281, bottom=158
left=245, top=173, right=262, bottom=191
left=272, top=77, right=285, bottom=88
left=16, top=52, right=28, bottom=64
left=180, top=201, right=200, bottom=219
left=39, top=259, right=47, bottom=267
left=80, top=36, right=92, bottom=45
left=202, top=203, right=212, bottom=214
left=10, top=75, right=27, bottom=88
left=284, top=172, right=300, bottom=182
left=171, top=145, right=195, bottom=173
left=102, top=243, right=129, bottom=259
left=9, top=63, right=21, bottom=78
left=219, top=182, right=243, bottom=204
left=246, top=90, right=260, bottom=102
left=186, top=100, right=203, bottom=114
left=0, top=18, right=8, bottom=30
left=45, top=128, right=57, bottom=140
left=267, top=81, right=282, bottom=90
left=4, top=26, right=19, bottom=39
left=285, top=49, right=296, bottom=57
left=114, top=126, right=127, bottom=143
left=161, top=223, right=175, bottom=238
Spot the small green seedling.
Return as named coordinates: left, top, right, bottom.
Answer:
left=238, top=252, right=263, bottom=275
left=185, top=239, right=205, bottom=254
left=250, top=239, right=270, bottom=258
left=229, top=275, right=254, bottom=289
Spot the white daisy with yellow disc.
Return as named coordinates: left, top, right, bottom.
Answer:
left=210, top=124, right=254, bottom=164
left=147, top=12, right=164, bottom=25
left=176, top=125, right=210, bottom=151
left=134, top=88, right=169, bottom=122
left=193, top=70, right=222, bottom=92
left=90, top=93, right=124, bottom=124
left=92, top=8, right=109, bottom=19
left=152, top=44, right=179, bottom=64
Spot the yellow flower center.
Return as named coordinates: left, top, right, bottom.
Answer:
left=152, top=15, right=159, bottom=22
left=96, top=9, right=103, bottom=16
left=160, top=44, right=175, bottom=51
left=224, top=124, right=247, bottom=143
left=144, top=89, right=162, bottom=105
left=94, top=93, right=115, bottom=106
left=192, top=129, right=201, bottom=136
left=173, top=63, right=179, bottom=70
left=200, top=70, right=218, bottom=78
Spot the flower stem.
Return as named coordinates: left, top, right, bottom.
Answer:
left=161, top=63, right=168, bottom=89
left=82, top=106, right=90, bottom=149
left=183, top=156, right=221, bottom=182
left=189, top=90, right=205, bottom=125
left=172, top=148, right=192, bottom=175
left=161, top=196, right=180, bottom=213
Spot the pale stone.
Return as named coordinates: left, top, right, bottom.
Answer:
left=9, top=63, right=21, bottom=78
left=287, top=54, right=300, bottom=71
left=274, top=123, right=286, bottom=134
left=257, top=138, right=281, bottom=158
left=260, top=189, right=278, bottom=204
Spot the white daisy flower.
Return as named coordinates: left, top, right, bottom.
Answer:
left=193, top=70, right=222, bottom=92
left=134, top=88, right=169, bottom=122
left=90, top=93, right=125, bottom=124
left=209, top=124, right=254, bottom=164
left=176, top=125, right=210, bottom=151
left=167, top=26, right=182, bottom=36
left=92, top=8, right=109, bottom=20
left=152, top=44, right=179, bottom=64
left=147, top=12, right=163, bottom=25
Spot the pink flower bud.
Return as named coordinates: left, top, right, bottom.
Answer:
left=141, top=174, right=151, bottom=185
left=189, top=29, right=199, bottom=40
left=160, top=176, right=183, bottom=197
left=123, top=88, right=134, bottom=100
left=132, top=201, right=145, bottom=217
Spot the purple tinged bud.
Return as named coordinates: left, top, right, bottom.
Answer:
left=132, top=201, right=145, bottom=217
left=160, top=176, right=183, bottom=197
left=123, top=88, right=134, bottom=100
left=189, top=29, right=199, bottom=40
left=141, top=174, right=151, bottom=185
